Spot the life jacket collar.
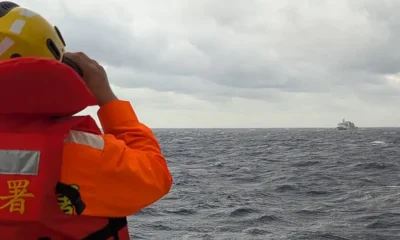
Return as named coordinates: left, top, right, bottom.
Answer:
left=0, top=57, right=96, bottom=116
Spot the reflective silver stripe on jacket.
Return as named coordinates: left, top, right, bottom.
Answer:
left=0, top=131, right=103, bottom=175
left=0, top=150, right=40, bottom=175
left=64, top=130, right=104, bottom=150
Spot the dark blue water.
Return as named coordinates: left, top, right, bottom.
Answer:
left=128, top=128, right=400, bottom=240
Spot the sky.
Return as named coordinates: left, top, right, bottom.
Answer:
left=16, top=0, right=400, bottom=128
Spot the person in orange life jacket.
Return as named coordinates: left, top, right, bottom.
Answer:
left=0, top=1, right=173, bottom=239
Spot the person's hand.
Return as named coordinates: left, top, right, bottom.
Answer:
left=63, top=52, right=118, bottom=106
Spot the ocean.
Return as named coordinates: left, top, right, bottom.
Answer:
left=127, top=128, right=400, bottom=240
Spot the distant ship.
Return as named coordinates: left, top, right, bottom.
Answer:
left=337, top=118, right=358, bottom=130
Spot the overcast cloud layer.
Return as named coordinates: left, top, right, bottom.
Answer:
left=18, top=0, right=400, bottom=127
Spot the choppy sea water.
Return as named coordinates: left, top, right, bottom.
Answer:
left=127, top=128, right=400, bottom=240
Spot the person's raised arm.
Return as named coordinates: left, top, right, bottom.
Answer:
left=63, top=52, right=173, bottom=216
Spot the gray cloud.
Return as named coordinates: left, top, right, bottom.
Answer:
left=17, top=0, right=400, bottom=109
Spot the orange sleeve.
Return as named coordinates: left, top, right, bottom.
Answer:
left=61, top=100, right=172, bottom=217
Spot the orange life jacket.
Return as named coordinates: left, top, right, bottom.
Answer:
left=0, top=57, right=129, bottom=240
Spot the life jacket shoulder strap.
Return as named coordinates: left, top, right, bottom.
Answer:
left=82, top=217, right=128, bottom=240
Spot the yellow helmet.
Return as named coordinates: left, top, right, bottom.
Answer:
left=0, top=1, right=66, bottom=61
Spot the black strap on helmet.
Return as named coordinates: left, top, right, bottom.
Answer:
left=0, top=1, right=19, bottom=18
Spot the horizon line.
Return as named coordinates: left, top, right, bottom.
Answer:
left=148, top=127, right=400, bottom=129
